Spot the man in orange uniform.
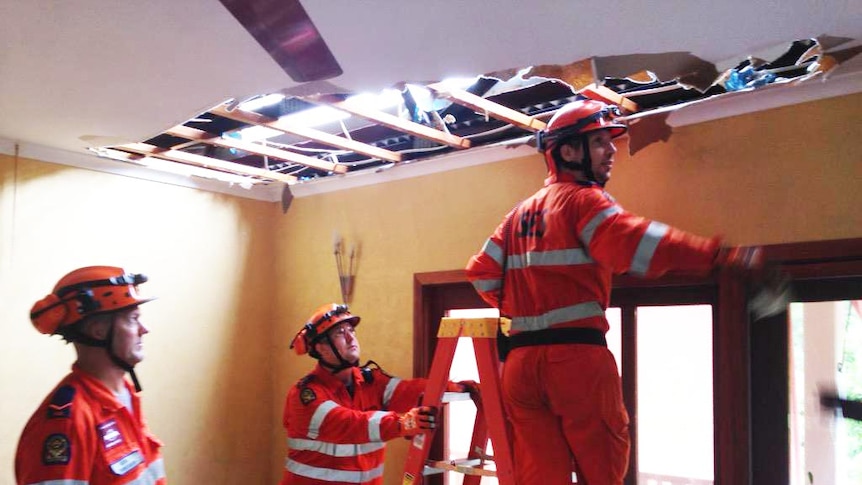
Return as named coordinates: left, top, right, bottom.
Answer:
left=282, top=303, right=477, bottom=484
left=16, top=266, right=167, bottom=485
left=465, top=99, right=761, bottom=485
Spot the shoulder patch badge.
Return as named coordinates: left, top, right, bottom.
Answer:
left=300, top=388, right=317, bottom=406
left=43, top=433, right=71, bottom=465
left=47, top=385, right=75, bottom=419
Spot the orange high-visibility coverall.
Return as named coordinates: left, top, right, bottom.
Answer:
left=466, top=172, right=719, bottom=485
left=281, top=363, right=426, bottom=484
left=16, top=364, right=166, bottom=485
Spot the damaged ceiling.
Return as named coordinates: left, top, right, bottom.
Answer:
left=1, top=1, right=860, bottom=200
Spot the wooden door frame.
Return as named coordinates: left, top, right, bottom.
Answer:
left=413, top=238, right=862, bottom=485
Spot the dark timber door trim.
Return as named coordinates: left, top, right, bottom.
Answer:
left=413, top=238, right=862, bottom=485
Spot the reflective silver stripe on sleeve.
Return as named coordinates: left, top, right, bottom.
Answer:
left=286, top=459, right=385, bottom=482
left=27, top=481, right=89, bottom=485
left=367, top=410, right=388, bottom=442
left=580, top=206, right=622, bottom=247
left=482, top=238, right=504, bottom=266
left=287, top=438, right=385, bottom=457
left=511, top=302, right=605, bottom=332
left=307, top=400, right=338, bottom=439
left=629, top=222, right=668, bottom=276
left=382, top=378, right=401, bottom=408
left=471, top=278, right=501, bottom=293
left=27, top=458, right=164, bottom=485
left=507, top=248, right=593, bottom=269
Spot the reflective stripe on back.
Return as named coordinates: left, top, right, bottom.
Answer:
left=511, top=301, right=605, bottom=332
left=307, top=400, right=338, bottom=439
left=288, top=438, right=385, bottom=457
left=507, top=248, right=592, bottom=269
left=630, top=221, right=668, bottom=276
left=580, top=206, right=622, bottom=247
left=286, top=458, right=385, bottom=483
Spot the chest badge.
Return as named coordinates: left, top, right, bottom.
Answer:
left=110, top=450, right=144, bottom=475
left=98, top=419, right=124, bottom=449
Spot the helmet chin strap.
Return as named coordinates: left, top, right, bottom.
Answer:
left=317, top=334, right=359, bottom=373
left=558, top=137, right=603, bottom=187
left=71, top=317, right=142, bottom=392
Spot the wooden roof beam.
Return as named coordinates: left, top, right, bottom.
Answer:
left=426, top=83, right=548, bottom=132
left=115, top=142, right=297, bottom=184
left=209, top=104, right=402, bottom=163
left=577, top=83, right=639, bottom=113
left=95, top=147, right=269, bottom=185
left=303, top=94, right=471, bottom=150
left=165, top=125, right=347, bottom=174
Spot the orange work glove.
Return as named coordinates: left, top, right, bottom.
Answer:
left=447, top=380, right=481, bottom=406
left=716, top=246, right=763, bottom=272
left=399, top=406, right=438, bottom=437
left=446, top=380, right=479, bottom=394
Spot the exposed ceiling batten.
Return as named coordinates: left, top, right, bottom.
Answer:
left=164, top=125, right=346, bottom=174
left=302, top=95, right=472, bottom=150
left=209, top=104, right=402, bottom=163
left=115, top=142, right=298, bottom=184
left=1, top=1, right=859, bottom=197
left=427, top=84, right=549, bottom=132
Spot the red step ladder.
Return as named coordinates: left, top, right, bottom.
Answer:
left=402, top=317, right=515, bottom=485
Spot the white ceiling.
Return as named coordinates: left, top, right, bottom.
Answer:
left=1, top=0, right=860, bottom=197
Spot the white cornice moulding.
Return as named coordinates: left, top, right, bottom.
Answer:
left=667, top=68, right=862, bottom=127
left=288, top=142, right=536, bottom=198
left=0, top=140, right=284, bottom=202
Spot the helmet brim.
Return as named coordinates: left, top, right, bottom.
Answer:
left=583, top=124, right=627, bottom=139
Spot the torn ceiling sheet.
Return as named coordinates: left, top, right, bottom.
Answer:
left=86, top=37, right=860, bottom=186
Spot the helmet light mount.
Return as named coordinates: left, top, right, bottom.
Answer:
left=30, top=266, right=154, bottom=336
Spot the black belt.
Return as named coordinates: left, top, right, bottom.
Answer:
left=508, top=327, right=606, bottom=349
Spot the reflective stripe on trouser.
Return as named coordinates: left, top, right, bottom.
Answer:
left=502, top=344, right=629, bottom=485
left=285, top=459, right=384, bottom=483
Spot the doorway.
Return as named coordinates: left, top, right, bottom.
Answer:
left=413, top=237, right=862, bottom=485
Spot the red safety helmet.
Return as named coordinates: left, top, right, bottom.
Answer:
left=30, top=266, right=155, bottom=335
left=536, top=99, right=627, bottom=175
left=291, top=303, right=360, bottom=356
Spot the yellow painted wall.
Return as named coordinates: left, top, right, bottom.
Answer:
left=0, top=156, right=280, bottom=484
left=272, top=93, right=862, bottom=484
left=1, top=93, right=859, bottom=485
left=609, top=93, right=862, bottom=245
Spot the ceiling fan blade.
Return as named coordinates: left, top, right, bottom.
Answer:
left=218, top=0, right=342, bottom=82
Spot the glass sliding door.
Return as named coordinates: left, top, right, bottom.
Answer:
left=789, top=300, right=862, bottom=485
left=636, top=305, right=715, bottom=485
